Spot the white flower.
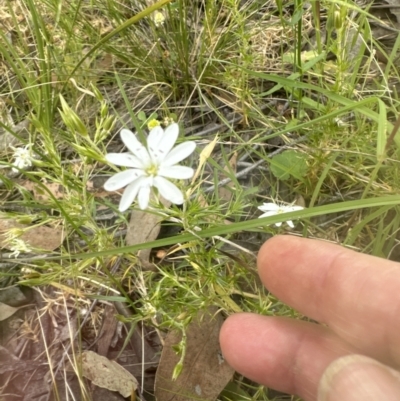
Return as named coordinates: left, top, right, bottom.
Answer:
left=153, top=11, right=165, bottom=27
left=8, top=238, right=32, bottom=258
left=258, top=202, right=304, bottom=228
left=104, top=123, right=196, bottom=212
left=11, top=145, right=33, bottom=172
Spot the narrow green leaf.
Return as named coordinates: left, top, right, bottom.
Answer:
left=376, top=99, right=387, bottom=160
left=21, top=195, right=400, bottom=262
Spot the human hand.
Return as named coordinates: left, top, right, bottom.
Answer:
left=220, top=235, right=400, bottom=401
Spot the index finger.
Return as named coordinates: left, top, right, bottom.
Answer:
left=258, top=235, right=400, bottom=368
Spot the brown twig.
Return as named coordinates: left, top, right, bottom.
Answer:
left=385, top=114, right=400, bottom=152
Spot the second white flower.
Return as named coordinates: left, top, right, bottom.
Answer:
left=258, top=202, right=304, bottom=228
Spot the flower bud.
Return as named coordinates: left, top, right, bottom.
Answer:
left=334, top=10, right=343, bottom=30
left=172, top=361, right=183, bottom=380
left=59, top=95, right=88, bottom=137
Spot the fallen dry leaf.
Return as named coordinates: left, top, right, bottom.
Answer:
left=80, top=350, right=138, bottom=398
left=0, top=216, right=65, bottom=251
left=155, top=306, right=234, bottom=401
left=0, top=302, right=30, bottom=321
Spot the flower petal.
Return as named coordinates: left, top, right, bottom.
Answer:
left=148, top=123, right=179, bottom=163
left=258, top=211, right=278, bottom=219
left=138, top=184, right=151, bottom=210
left=162, top=141, right=196, bottom=167
left=258, top=203, right=280, bottom=212
left=104, top=169, right=143, bottom=191
left=118, top=179, right=143, bottom=212
left=158, top=165, right=194, bottom=179
left=275, top=222, right=283, bottom=227
left=120, top=129, right=151, bottom=165
left=106, top=152, right=143, bottom=168
left=153, top=176, right=184, bottom=204
left=287, top=205, right=304, bottom=212
left=147, top=126, right=164, bottom=161
left=285, top=220, right=295, bottom=228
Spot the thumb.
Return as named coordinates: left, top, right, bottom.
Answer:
left=318, top=355, right=400, bottom=401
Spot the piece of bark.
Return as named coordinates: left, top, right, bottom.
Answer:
left=125, top=195, right=171, bottom=270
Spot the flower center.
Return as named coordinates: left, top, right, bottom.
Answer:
left=145, top=163, right=159, bottom=177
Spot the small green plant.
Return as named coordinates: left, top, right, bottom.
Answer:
left=270, top=150, right=309, bottom=181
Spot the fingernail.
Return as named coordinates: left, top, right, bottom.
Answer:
left=318, top=355, right=400, bottom=401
